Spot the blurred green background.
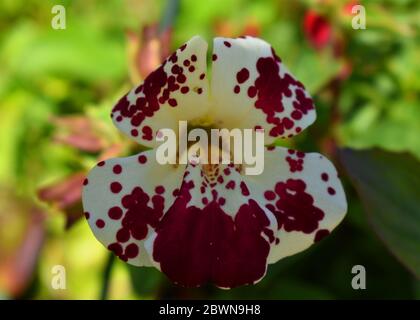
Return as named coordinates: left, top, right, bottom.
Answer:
left=0, top=0, right=419, bottom=299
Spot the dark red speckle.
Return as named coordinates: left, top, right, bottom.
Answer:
left=265, top=179, right=325, bottom=234
left=113, top=164, right=122, bottom=174
left=125, top=243, right=139, bottom=259
left=236, top=68, right=250, bottom=84
left=138, top=155, right=147, bottom=164
left=108, top=206, right=123, bottom=220
left=96, top=219, right=105, bottom=228
left=251, top=48, right=314, bottom=138
left=314, top=229, right=330, bottom=242
left=110, top=182, right=122, bottom=193
left=327, top=187, right=336, bottom=195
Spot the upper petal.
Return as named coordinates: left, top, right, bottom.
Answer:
left=148, top=162, right=277, bottom=288
left=111, top=36, right=210, bottom=147
left=82, top=149, right=186, bottom=266
left=210, top=36, right=316, bottom=143
left=241, top=146, right=347, bottom=263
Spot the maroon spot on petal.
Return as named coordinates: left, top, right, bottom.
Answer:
left=116, top=228, right=130, bottom=243
left=113, top=164, right=122, bottom=174
left=236, top=68, right=250, bottom=84
left=218, top=197, right=226, bottom=206
left=153, top=198, right=272, bottom=288
left=191, top=54, right=197, bottom=62
left=327, top=187, right=336, bottom=195
left=110, top=182, right=122, bottom=193
left=84, top=212, right=90, bottom=219
left=183, top=59, right=190, bottom=67
left=199, top=73, right=205, bottom=80
left=181, top=86, right=189, bottom=94
left=96, top=219, right=105, bottom=228
left=197, top=88, right=203, bottom=94
left=142, top=126, right=153, bottom=141
left=264, top=191, right=276, bottom=201
left=321, top=173, right=329, bottom=181
left=296, top=151, right=305, bottom=158
left=283, top=117, right=294, bottom=130
left=131, top=129, right=139, bottom=137
left=179, top=44, right=187, bottom=51
left=251, top=48, right=315, bottom=138
left=83, top=178, right=89, bottom=186
left=116, top=115, right=123, bottom=122
left=108, top=243, right=123, bottom=256
left=108, top=206, right=123, bottom=220
left=138, top=155, right=147, bottom=164
left=212, top=54, right=218, bottom=61
left=188, top=66, right=195, bottom=72
left=125, top=243, right=139, bottom=259
left=171, top=64, right=181, bottom=74
left=98, top=161, right=105, bottom=167
left=247, top=86, right=257, bottom=98
left=226, top=180, right=236, bottom=190
left=234, top=85, right=240, bottom=94
left=119, top=186, right=164, bottom=241
left=168, top=52, right=178, bottom=63
left=314, top=229, right=330, bottom=242
left=168, top=98, right=177, bottom=107
left=223, top=41, right=231, bottom=47
left=268, top=179, right=325, bottom=234
left=240, top=182, right=250, bottom=196
left=155, top=186, right=165, bottom=194
left=291, top=110, right=303, bottom=120
left=286, top=155, right=304, bottom=173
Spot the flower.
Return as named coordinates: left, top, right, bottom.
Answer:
left=303, top=10, right=332, bottom=50
left=82, top=36, right=347, bottom=289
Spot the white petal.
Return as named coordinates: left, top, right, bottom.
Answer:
left=111, top=36, right=210, bottom=147
left=210, top=36, right=316, bottom=143
left=147, top=162, right=277, bottom=288
left=241, top=147, right=347, bottom=263
left=82, top=149, right=186, bottom=266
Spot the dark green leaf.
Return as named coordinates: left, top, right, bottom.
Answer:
left=339, top=148, right=420, bottom=279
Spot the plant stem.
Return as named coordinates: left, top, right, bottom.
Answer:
left=100, top=253, right=115, bottom=300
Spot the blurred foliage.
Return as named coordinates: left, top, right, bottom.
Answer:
left=340, top=148, right=420, bottom=279
left=0, top=0, right=419, bottom=299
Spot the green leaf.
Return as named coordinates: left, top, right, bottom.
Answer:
left=128, top=265, right=164, bottom=298
left=339, top=148, right=420, bottom=279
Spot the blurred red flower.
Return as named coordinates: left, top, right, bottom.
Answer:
left=303, top=10, right=332, bottom=50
